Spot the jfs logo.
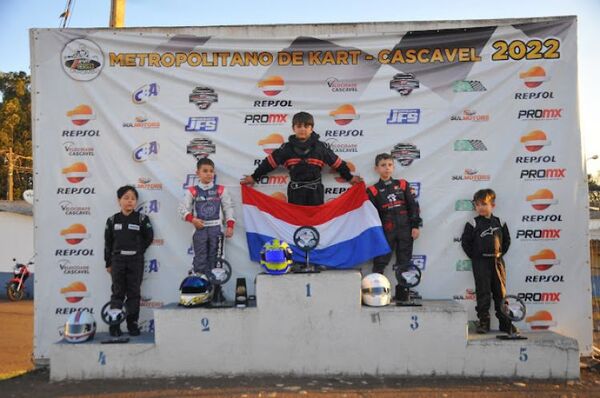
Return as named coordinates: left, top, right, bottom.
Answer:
left=185, top=117, right=218, bottom=132
left=386, top=109, right=420, bottom=124
left=411, top=255, right=426, bottom=270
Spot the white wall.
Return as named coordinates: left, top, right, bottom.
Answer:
left=0, top=212, right=34, bottom=273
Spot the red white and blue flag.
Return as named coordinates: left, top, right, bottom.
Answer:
left=241, top=182, right=390, bottom=268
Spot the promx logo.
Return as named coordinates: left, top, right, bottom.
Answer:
left=516, top=229, right=561, bottom=240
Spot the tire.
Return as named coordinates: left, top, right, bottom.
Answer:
left=6, top=282, right=24, bottom=301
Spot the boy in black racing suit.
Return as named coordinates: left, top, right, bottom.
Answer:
left=241, top=111, right=362, bottom=205
left=461, top=189, right=516, bottom=334
left=367, top=153, right=421, bottom=301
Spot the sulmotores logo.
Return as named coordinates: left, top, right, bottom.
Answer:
left=122, top=113, right=160, bottom=129
left=391, top=143, right=420, bottom=166
left=132, top=83, right=159, bottom=104
left=189, top=87, right=218, bottom=110
left=187, top=138, right=216, bottom=160
left=133, top=141, right=159, bottom=162
left=454, top=140, right=487, bottom=151
left=451, top=169, right=490, bottom=181
left=59, top=200, right=91, bottom=216
left=387, top=109, right=420, bottom=125
left=61, top=39, right=104, bottom=81
left=389, top=73, right=419, bottom=96
left=450, top=109, right=489, bottom=122
left=63, top=141, right=94, bottom=157
left=326, top=77, right=358, bottom=93
left=453, top=80, right=486, bottom=92
left=58, top=259, right=90, bottom=275
left=137, top=177, right=163, bottom=191
left=185, top=116, right=218, bottom=132
left=517, top=108, right=562, bottom=120
left=243, top=113, right=287, bottom=125
left=325, top=138, right=358, bottom=153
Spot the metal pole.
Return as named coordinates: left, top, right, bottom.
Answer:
left=109, top=0, right=126, bottom=28
left=7, top=146, right=13, bottom=201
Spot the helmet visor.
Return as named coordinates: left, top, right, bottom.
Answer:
left=362, top=287, right=390, bottom=295
left=66, top=323, right=90, bottom=335
left=265, top=250, right=287, bottom=263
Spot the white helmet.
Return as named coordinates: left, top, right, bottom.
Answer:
left=361, top=273, right=392, bottom=307
left=64, top=310, right=96, bottom=343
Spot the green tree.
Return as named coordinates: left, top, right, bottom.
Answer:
left=0, top=71, right=32, bottom=200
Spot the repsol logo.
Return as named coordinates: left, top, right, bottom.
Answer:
left=517, top=292, right=561, bottom=303
left=243, top=114, right=287, bottom=124
left=517, top=108, right=562, bottom=120
left=515, top=156, right=556, bottom=164
left=55, top=307, right=94, bottom=315
left=56, top=187, right=96, bottom=195
left=520, top=169, right=566, bottom=179
left=54, top=249, right=94, bottom=256
left=516, top=229, right=561, bottom=239
left=521, top=215, right=563, bottom=222
left=62, top=130, right=100, bottom=137
left=255, top=175, right=288, bottom=185
left=525, top=275, right=564, bottom=283
left=514, top=91, right=554, bottom=100
left=253, top=100, right=293, bottom=107
left=324, top=130, right=364, bottom=137
left=325, top=187, right=350, bottom=195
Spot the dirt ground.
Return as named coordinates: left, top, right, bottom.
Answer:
left=2, top=298, right=600, bottom=398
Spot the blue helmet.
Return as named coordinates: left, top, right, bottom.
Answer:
left=260, top=239, right=293, bottom=275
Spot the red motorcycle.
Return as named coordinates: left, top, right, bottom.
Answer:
left=6, top=258, right=33, bottom=301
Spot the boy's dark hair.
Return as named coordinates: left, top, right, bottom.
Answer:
left=292, top=111, right=314, bottom=127
left=374, top=153, right=394, bottom=166
left=473, top=189, right=496, bottom=204
left=197, top=157, right=215, bottom=170
left=117, top=185, right=138, bottom=200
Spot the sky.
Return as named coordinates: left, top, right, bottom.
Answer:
left=1, top=0, right=599, bottom=171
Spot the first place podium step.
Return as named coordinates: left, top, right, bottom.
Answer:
left=49, top=270, right=579, bottom=380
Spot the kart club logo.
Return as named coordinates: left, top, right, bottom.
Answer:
left=66, top=105, right=95, bottom=126
left=61, top=38, right=104, bottom=81
left=389, top=73, right=419, bottom=96
left=60, top=224, right=90, bottom=245
left=391, top=143, right=420, bottom=166
left=526, top=189, right=558, bottom=211
left=132, top=141, right=159, bottom=162
left=454, top=140, right=487, bottom=151
left=520, top=130, right=551, bottom=152
left=386, top=109, right=420, bottom=125
left=530, top=249, right=560, bottom=271
left=60, top=281, right=90, bottom=303
left=332, top=161, right=356, bottom=183
left=452, top=80, right=487, bottom=92
left=136, top=177, right=163, bottom=190
left=62, top=162, right=90, bottom=183
left=258, top=134, right=284, bottom=155
left=329, top=104, right=359, bottom=126
left=258, top=75, right=286, bottom=96
left=189, top=86, right=218, bottom=110
left=525, top=310, right=557, bottom=330
left=519, top=66, right=549, bottom=88
left=187, top=138, right=216, bottom=160
left=132, top=82, right=159, bottom=104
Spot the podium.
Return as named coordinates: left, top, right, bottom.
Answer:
left=50, top=271, right=579, bottom=380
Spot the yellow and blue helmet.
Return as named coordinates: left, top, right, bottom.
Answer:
left=260, top=239, right=294, bottom=275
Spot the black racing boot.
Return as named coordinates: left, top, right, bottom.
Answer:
left=213, top=285, right=226, bottom=303
left=499, top=320, right=518, bottom=335
left=127, top=320, right=141, bottom=336
left=395, top=285, right=410, bottom=302
left=476, top=319, right=490, bottom=334
left=109, top=324, right=122, bottom=337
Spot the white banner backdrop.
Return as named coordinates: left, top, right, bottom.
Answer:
left=31, top=16, right=592, bottom=360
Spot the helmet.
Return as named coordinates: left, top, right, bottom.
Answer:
left=64, top=310, right=96, bottom=343
left=361, top=273, right=392, bottom=307
left=260, top=239, right=293, bottom=275
left=179, top=274, right=214, bottom=307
